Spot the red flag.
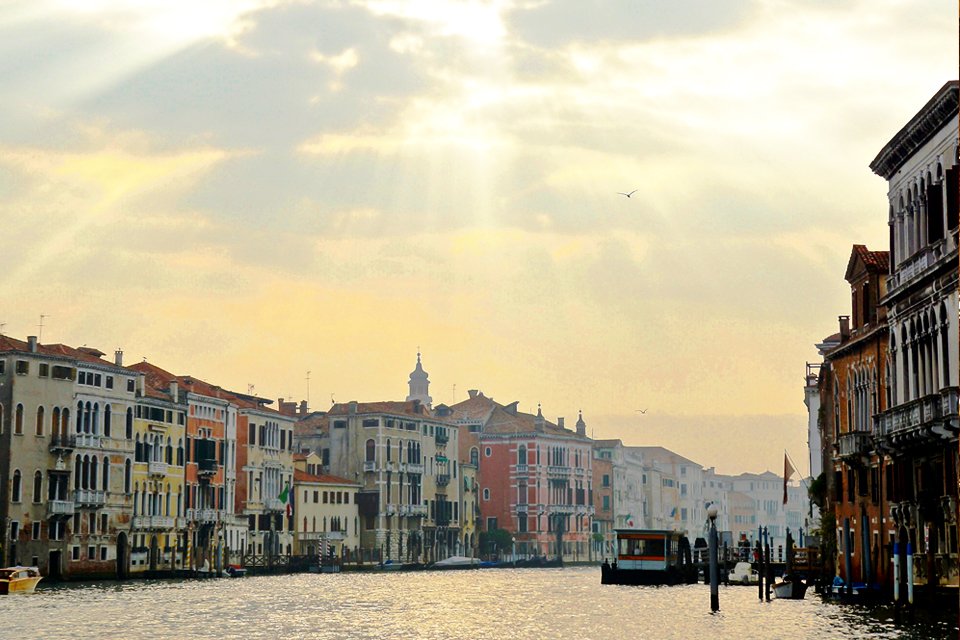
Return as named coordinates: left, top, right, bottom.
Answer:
left=783, top=453, right=795, bottom=504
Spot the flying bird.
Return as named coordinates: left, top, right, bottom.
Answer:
left=617, top=190, right=637, bottom=198
left=635, top=409, right=647, bottom=414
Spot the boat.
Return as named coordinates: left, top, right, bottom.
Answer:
left=0, top=566, right=42, bottom=594
left=225, top=565, right=247, bottom=578
left=432, top=556, right=480, bottom=570
left=728, top=561, right=759, bottom=585
left=772, top=574, right=807, bottom=599
left=600, top=529, right=697, bottom=586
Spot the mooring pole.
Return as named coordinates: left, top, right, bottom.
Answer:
left=757, top=538, right=764, bottom=601
left=708, top=506, right=719, bottom=612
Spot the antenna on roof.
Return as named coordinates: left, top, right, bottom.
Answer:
left=247, top=384, right=255, bottom=395
left=0, top=322, right=5, bottom=336
left=306, top=370, right=311, bottom=404
left=452, top=383, right=456, bottom=403
left=38, top=314, right=48, bottom=343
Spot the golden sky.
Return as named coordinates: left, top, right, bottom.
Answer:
left=0, top=0, right=955, bottom=474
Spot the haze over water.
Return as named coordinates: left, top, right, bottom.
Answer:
left=8, top=568, right=955, bottom=639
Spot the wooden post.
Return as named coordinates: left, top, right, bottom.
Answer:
left=757, top=539, right=764, bottom=601
left=765, top=541, right=772, bottom=601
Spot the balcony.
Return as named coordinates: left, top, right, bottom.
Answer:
left=363, top=461, right=376, bottom=472
left=436, top=474, right=450, bottom=488
left=885, top=240, right=948, bottom=297
left=132, top=515, right=175, bottom=530
left=408, top=504, right=428, bottom=517
left=75, top=433, right=102, bottom=449
left=385, top=504, right=396, bottom=516
left=264, top=498, right=284, bottom=512
left=875, top=388, right=958, bottom=448
left=547, top=466, right=570, bottom=477
left=547, top=504, right=576, bottom=515
left=148, top=461, right=168, bottom=477
left=74, top=489, right=106, bottom=508
left=47, top=500, right=74, bottom=518
left=405, top=463, right=424, bottom=475
left=515, top=464, right=529, bottom=474
left=837, top=431, right=872, bottom=461
left=49, top=434, right=76, bottom=453
left=186, top=508, right=222, bottom=524
left=197, top=459, right=218, bottom=476
left=435, top=431, right=449, bottom=446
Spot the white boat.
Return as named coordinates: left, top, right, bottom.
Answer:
left=432, top=556, right=480, bottom=569
left=772, top=576, right=807, bottom=599
left=728, top=562, right=759, bottom=585
left=0, top=566, right=42, bottom=594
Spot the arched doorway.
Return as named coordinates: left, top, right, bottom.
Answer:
left=116, top=532, right=128, bottom=579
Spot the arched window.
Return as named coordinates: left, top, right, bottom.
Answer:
left=76, top=401, right=83, bottom=432
left=177, top=439, right=184, bottom=466
left=90, top=456, right=98, bottom=490
left=33, top=470, right=42, bottom=503
left=470, top=447, right=479, bottom=466
left=125, top=408, right=133, bottom=439
left=92, top=403, right=99, bottom=435
left=135, top=434, right=142, bottom=462
left=83, top=401, right=92, bottom=433
left=124, top=459, right=132, bottom=493
left=166, top=438, right=173, bottom=464
left=61, top=407, right=69, bottom=436
left=11, top=469, right=22, bottom=502
left=133, top=483, right=139, bottom=516
left=386, top=438, right=392, bottom=461
left=102, top=456, right=110, bottom=492
left=14, top=404, right=23, bottom=434
left=74, top=457, right=82, bottom=490
left=482, top=488, right=489, bottom=501
left=518, top=445, right=526, bottom=465
left=35, top=406, right=45, bottom=436
left=52, top=407, right=61, bottom=438
left=104, top=405, right=112, bottom=437
left=365, top=439, right=376, bottom=462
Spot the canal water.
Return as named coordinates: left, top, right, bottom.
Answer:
left=5, top=567, right=956, bottom=639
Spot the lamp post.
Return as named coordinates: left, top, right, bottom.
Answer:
left=708, top=505, right=719, bottom=612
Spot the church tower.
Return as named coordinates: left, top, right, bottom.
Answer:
left=406, top=351, right=432, bottom=409
left=576, top=410, right=586, bottom=437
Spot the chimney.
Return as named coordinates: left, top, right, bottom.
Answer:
left=299, top=400, right=308, bottom=416
left=169, top=380, right=178, bottom=403
left=557, top=417, right=565, bottom=429
left=348, top=401, right=358, bottom=415
left=505, top=401, right=519, bottom=415
left=468, top=389, right=478, bottom=399
left=27, top=335, right=37, bottom=353
left=114, top=349, right=123, bottom=367
left=839, top=315, right=850, bottom=341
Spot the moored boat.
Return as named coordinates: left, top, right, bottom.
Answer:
left=432, top=556, right=480, bottom=570
left=772, top=575, right=807, bottom=600
left=0, top=566, right=42, bottom=594
left=601, top=529, right=696, bottom=586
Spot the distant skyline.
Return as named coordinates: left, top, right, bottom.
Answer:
left=1, top=1, right=956, bottom=476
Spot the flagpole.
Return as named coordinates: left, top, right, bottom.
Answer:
left=784, top=449, right=810, bottom=491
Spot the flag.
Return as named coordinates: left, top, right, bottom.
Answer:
left=279, top=482, right=293, bottom=516
left=783, top=453, right=795, bottom=505
left=625, top=514, right=635, bottom=528
left=669, top=507, right=677, bottom=518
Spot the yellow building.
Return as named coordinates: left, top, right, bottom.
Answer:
left=127, top=364, right=187, bottom=574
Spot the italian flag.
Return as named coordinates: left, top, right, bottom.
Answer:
left=625, top=514, right=635, bottom=528
left=279, top=483, right=293, bottom=517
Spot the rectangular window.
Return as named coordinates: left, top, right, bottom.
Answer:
left=88, top=546, right=95, bottom=560
left=0, top=360, right=5, bottom=375
left=602, top=474, right=610, bottom=487
left=32, top=521, right=41, bottom=540
left=486, top=517, right=498, bottom=531
left=334, top=420, right=347, bottom=429
left=38, top=363, right=49, bottom=377
left=602, top=495, right=610, bottom=511
left=681, top=508, right=688, bottom=521
left=100, top=546, right=108, bottom=561
left=105, top=376, right=114, bottom=389
left=362, top=419, right=379, bottom=428
left=72, top=546, right=80, bottom=561
left=127, top=379, right=135, bottom=392
left=94, top=374, right=102, bottom=387
left=323, top=491, right=329, bottom=504
left=15, top=360, right=29, bottom=375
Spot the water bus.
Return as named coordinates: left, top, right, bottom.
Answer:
left=600, top=529, right=697, bottom=586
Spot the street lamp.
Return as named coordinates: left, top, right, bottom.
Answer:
left=707, top=505, right=719, bottom=612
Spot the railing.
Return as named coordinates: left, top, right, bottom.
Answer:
left=837, top=431, right=872, bottom=459
left=886, top=241, right=944, bottom=294
left=49, top=434, right=76, bottom=452
left=75, top=433, right=102, bottom=449
left=363, top=461, right=376, bottom=472
left=148, top=461, right=168, bottom=476
left=197, top=459, right=217, bottom=475
left=435, top=431, right=449, bottom=445
left=436, top=474, right=450, bottom=487
left=875, top=390, right=954, bottom=438
left=405, top=463, right=424, bottom=474
left=515, top=464, right=528, bottom=474
left=385, top=504, right=396, bottom=515
left=547, top=504, right=576, bottom=514
left=408, top=504, right=428, bottom=517
left=547, top=466, right=570, bottom=477
left=398, top=505, right=409, bottom=516
left=74, top=489, right=106, bottom=507
left=132, top=515, right=175, bottom=530
left=186, top=508, right=222, bottom=523
left=47, top=500, right=74, bottom=517
left=265, top=498, right=284, bottom=512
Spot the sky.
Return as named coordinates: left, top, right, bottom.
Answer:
left=0, top=0, right=955, bottom=476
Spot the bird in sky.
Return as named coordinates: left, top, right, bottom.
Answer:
left=617, top=189, right=637, bottom=198
left=635, top=409, right=647, bottom=414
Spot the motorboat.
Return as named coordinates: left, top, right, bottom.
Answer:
left=432, top=556, right=480, bottom=570
left=772, top=574, right=807, bottom=599
left=0, top=566, right=42, bottom=594
left=601, top=529, right=697, bottom=586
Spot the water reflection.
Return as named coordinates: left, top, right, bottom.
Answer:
left=3, top=567, right=955, bottom=640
